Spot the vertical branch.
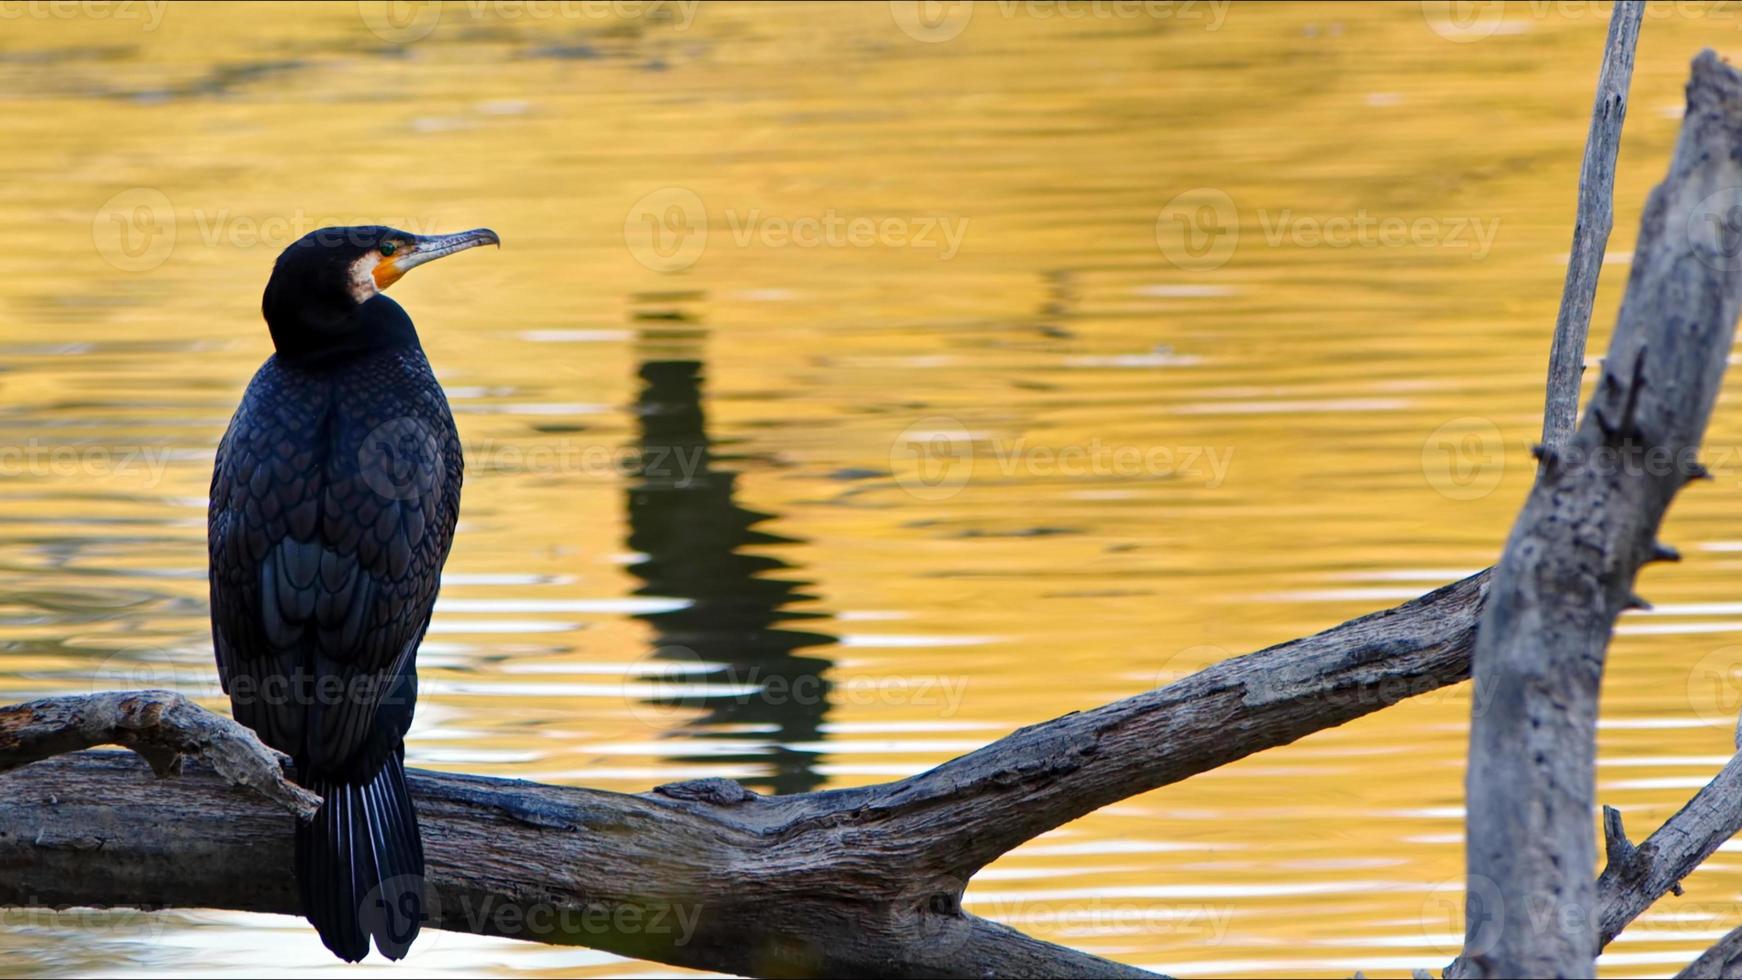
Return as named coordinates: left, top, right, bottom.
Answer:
left=1460, top=51, right=1742, bottom=978
left=1539, top=3, right=1643, bottom=453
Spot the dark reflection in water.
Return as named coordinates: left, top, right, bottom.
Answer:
left=626, top=330, right=836, bottom=795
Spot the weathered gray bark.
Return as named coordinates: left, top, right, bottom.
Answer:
left=1460, top=49, right=1742, bottom=979
left=1596, top=755, right=1742, bottom=950
left=2, top=750, right=1157, bottom=980
left=1448, top=750, right=1742, bottom=975
left=0, top=689, right=317, bottom=819
left=1539, top=1, right=1643, bottom=451
left=0, top=569, right=1491, bottom=979
left=1677, top=922, right=1742, bottom=979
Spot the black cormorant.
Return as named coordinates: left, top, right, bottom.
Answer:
left=208, top=224, right=497, bottom=961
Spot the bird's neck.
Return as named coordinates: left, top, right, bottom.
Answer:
left=266, top=294, right=424, bottom=369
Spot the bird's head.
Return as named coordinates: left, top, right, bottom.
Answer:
left=262, top=225, right=499, bottom=364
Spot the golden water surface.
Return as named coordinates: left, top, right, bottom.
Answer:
left=4, top=1, right=1742, bottom=976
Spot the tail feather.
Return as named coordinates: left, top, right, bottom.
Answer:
left=295, top=755, right=425, bottom=962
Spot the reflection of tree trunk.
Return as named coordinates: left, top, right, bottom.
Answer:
left=627, top=353, right=835, bottom=796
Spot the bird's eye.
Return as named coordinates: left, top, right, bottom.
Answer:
left=379, top=242, right=398, bottom=257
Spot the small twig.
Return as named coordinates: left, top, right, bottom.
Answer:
left=1602, top=805, right=1638, bottom=872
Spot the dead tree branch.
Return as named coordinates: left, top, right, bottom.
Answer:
left=1597, top=753, right=1742, bottom=947
left=0, top=690, right=317, bottom=820
left=1460, top=48, right=1742, bottom=978
left=0, top=569, right=1491, bottom=979
left=1539, top=1, right=1643, bottom=451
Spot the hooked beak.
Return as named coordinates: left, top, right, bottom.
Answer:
left=373, top=228, right=501, bottom=290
